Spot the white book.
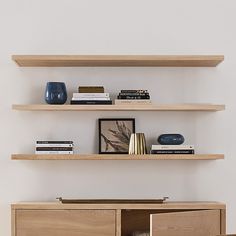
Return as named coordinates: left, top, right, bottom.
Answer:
left=35, top=151, right=74, bottom=154
left=115, top=99, right=151, bottom=105
left=36, top=144, right=73, bottom=147
left=72, top=97, right=110, bottom=101
left=73, top=93, right=109, bottom=98
left=151, top=145, right=194, bottom=150
left=132, top=232, right=149, bottom=236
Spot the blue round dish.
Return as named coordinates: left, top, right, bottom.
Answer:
left=157, top=134, right=185, bottom=145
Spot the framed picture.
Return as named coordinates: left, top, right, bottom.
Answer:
left=99, top=118, right=135, bottom=154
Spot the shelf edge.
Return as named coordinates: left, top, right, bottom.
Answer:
left=11, top=154, right=225, bottom=161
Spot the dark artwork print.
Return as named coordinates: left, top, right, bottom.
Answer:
left=99, top=119, right=135, bottom=154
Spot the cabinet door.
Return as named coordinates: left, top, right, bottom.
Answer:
left=150, top=210, right=220, bottom=236
left=16, top=209, right=116, bottom=236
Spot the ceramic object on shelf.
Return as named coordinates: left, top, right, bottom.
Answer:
left=45, top=82, right=67, bottom=104
left=158, top=134, right=185, bottom=145
left=129, top=133, right=147, bottom=155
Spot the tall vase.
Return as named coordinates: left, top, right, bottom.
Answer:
left=129, top=133, right=147, bottom=155
left=45, top=82, right=67, bottom=104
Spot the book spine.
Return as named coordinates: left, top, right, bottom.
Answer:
left=36, top=147, right=73, bottom=151
left=115, top=99, right=151, bottom=105
left=36, top=141, right=73, bottom=144
left=121, top=90, right=148, bottom=93
left=71, top=100, right=112, bottom=105
left=36, top=144, right=73, bottom=147
left=151, top=145, right=194, bottom=150
left=117, top=96, right=150, bottom=99
left=151, top=150, right=195, bottom=154
left=119, top=92, right=149, bottom=96
left=73, top=93, right=109, bottom=98
left=79, top=87, right=104, bottom=93
left=72, top=97, right=110, bottom=101
left=35, top=151, right=74, bottom=154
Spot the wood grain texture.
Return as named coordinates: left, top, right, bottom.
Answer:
left=11, top=154, right=224, bottom=160
left=11, top=207, right=16, bottom=236
left=116, top=210, right=121, bottom=236
left=12, top=55, right=224, bottom=67
left=11, top=202, right=226, bottom=210
left=12, top=104, right=226, bottom=111
left=122, top=210, right=164, bottom=236
left=15, top=210, right=116, bottom=236
left=150, top=210, right=221, bottom=236
left=220, top=209, right=227, bottom=234
left=121, top=209, right=204, bottom=236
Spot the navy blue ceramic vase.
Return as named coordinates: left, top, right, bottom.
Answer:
left=158, top=134, right=185, bottom=145
left=45, top=82, right=67, bottom=104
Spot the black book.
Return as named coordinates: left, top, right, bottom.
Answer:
left=121, top=90, right=148, bottom=93
left=151, top=150, right=195, bottom=154
left=119, top=92, right=149, bottom=96
left=36, top=147, right=73, bottom=151
left=71, top=100, right=112, bottom=105
left=117, top=95, right=150, bottom=100
left=36, top=141, right=73, bottom=144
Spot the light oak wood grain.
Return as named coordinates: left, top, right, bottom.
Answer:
left=15, top=210, right=116, bottom=236
left=12, top=55, right=224, bottom=67
left=116, top=210, right=121, bottom=236
left=11, top=208, right=15, bottom=236
left=121, top=209, right=209, bottom=236
left=12, top=104, right=225, bottom=111
left=122, top=210, right=164, bottom=236
left=150, top=210, right=221, bottom=236
left=12, top=204, right=226, bottom=236
left=221, top=209, right=227, bottom=234
left=11, top=154, right=224, bottom=160
left=12, top=203, right=226, bottom=236
left=12, top=202, right=226, bottom=210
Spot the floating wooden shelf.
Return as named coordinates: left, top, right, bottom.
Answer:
left=12, top=55, right=224, bottom=67
left=12, top=104, right=225, bottom=111
left=11, top=154, right=224, bottom=160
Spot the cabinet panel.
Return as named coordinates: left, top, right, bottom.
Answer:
left=150, top=210, right=220, bottom=236
left=16, top=209, right=116, bottom=236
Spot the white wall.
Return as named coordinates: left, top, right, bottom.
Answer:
left=0, top=0, right=235, bottom=234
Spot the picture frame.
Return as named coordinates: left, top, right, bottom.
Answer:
left=98, top=118, right=136, bottom=154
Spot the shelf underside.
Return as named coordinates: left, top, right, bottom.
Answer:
left=12, top=154, right=224, bottom=160
left=12, top=104, right=225, bottom=111
left=12, top=55, right=224, bottom=67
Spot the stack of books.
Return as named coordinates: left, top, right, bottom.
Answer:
left=115, top=90, right=151, bottom=105
left=150, top=145, right=195, bottom=154
left=35, top=141, right=74, bottom=154
left=71, top=86, right=112, bottom=105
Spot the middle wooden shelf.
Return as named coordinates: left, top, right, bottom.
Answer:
left=11, top=154, right=224, bottom=160
left=12, top=104, right=225, bottom=111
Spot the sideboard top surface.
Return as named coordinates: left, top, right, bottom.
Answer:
left=12, top=201, right=226, bottom=210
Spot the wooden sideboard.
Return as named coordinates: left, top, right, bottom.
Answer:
left=12, top=201, right=226, bottom=236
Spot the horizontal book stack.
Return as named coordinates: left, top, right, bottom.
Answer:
left=115, top=90, right=151, bottom=105
left=71, top=86, right=112, bottom=105
left=151, top=145, right=195, bottom=154
left=35, top=141, right=74, bottom=154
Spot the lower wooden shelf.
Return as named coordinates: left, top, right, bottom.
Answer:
left=11, top=154, right=224, bottom=160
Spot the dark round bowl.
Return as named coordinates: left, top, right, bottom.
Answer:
left=157, top=134, right=185, bottom=145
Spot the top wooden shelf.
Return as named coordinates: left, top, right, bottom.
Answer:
left=12, top=55, right=224, bottom=67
